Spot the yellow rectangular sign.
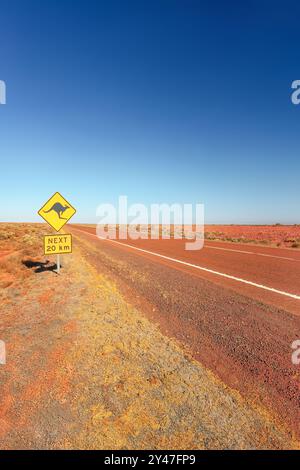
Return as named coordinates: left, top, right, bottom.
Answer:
left=44, top=234, right=72, bottom=255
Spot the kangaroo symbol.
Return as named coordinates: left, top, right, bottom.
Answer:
left=44, top=202, right=69, bottom=220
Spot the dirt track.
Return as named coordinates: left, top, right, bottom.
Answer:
left=69, top=225, right=300, bottom=441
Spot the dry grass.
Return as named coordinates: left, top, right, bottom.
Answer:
left=203, top=225, right=300, bottom=248
left=0, top=223, right=52, bottom=288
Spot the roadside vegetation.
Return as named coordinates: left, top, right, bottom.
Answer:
left=204, top=225, right=300, bottom=248
left=0, top=223, right=51, bottom=289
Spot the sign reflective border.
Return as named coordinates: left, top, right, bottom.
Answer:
left=38, top=192, right=76, bottom=232
left=44, top=234, right=72, bottom=255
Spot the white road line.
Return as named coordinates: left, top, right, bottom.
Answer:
left=205, top=244, right=298, bottom=261
left=72, top=228, right=300, bottom=301
left=206, top=245, right=256, bottom=255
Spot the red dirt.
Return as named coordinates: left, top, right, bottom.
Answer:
left=0, top=250, right=13, bottom=259
left=1, top=223, right=299, bottom=449
left=69, top=225, right=300, bottom=440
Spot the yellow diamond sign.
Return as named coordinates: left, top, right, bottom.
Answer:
left=38, top=192, right=76, bottom=231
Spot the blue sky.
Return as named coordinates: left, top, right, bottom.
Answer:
left=0, top=0, right=300, bottom=224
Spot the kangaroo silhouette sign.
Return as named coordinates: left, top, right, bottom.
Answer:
left=38, top=192, right=76, bottom=231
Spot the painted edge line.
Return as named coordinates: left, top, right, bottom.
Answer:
left=206, top=245, right=298, bottom=261
left=73, top=228, right=300, bottom=301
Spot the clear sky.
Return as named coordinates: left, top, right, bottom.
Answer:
left=1, top=0, right=300, bottom=224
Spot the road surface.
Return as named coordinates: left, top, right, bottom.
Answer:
left=69, top=225, right=300, bottom=440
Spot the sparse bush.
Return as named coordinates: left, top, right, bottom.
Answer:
left=22, top=234, right=36, bottom=246
left=0, top=232, right=13, bottom=240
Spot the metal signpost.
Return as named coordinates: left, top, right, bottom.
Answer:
left=38, top=192, right=76, bottom=274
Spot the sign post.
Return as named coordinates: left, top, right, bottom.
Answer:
left=38, top=192, right=76, bottom=274
left=57, top=254, right=60, bottom=274
left=43, top=233, right=72, bottom=273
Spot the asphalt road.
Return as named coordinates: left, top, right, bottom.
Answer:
left=69, top=225, right=300, bottom=440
